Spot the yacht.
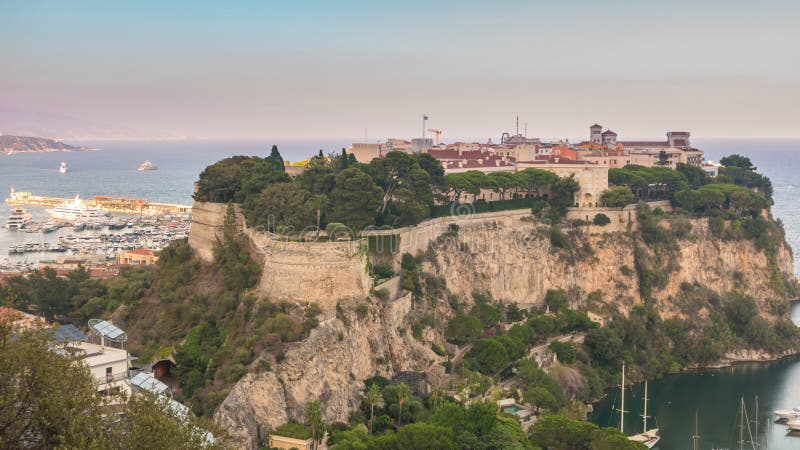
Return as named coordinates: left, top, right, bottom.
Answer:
left=6, top=207, right=32, bottom=229
left=47, top=195, right=110, bottom=222
left=138, top=160, right=158, bottom=171
left=774, top=407, right=800, bottom=421
left=59, top=161, right=68, bottom=174
left=788, top=418, right=800, bottom=432
left=41, top=222, right=59, bottom=233
left=619, top=363, right=660, bottom=449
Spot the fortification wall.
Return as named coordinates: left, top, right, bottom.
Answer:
left=244, top=230, right=372, bottom=308
left=189, top=200, right=672, bottom=306
left=188, top=201, right=228, bottom=262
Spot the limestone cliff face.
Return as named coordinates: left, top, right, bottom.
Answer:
left=189, top=203, right=795, bottom=449
left=214, top=295, right=440, bottom=449
left=424, top=216, right=794, bottom=317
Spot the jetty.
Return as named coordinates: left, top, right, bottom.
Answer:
left=5, top=190, right=191, bottom=216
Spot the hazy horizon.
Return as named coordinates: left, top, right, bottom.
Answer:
left=2, top=0, right=799, bottom=140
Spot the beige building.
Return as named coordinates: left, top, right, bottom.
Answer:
left=117, top=248, right=159, bottom=265
left=517, top=157, right=609, bottom=207
left=268, top=435, right=314, bottom=450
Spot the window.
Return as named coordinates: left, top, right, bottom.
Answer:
left=106, top=367, right=113, bottom=382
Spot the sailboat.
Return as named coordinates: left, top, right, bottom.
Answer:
left=629, top=380, right=660, bottom=448
left=619, top=363, right=661, bottom=448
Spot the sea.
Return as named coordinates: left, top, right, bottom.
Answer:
left=1, top=138, right=798, bottom=272
left=0, top=139, right=350, bottom=264
left=1, top=138, right=800, bottom=448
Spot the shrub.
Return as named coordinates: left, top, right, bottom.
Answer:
left=544, top=289, right=569, bottom=313
left=445, top=315, right=483, bottom=345
left=592, top=213, right=611, bottom=226
left=372, top=288, right=390, bottom=302
left=371, top=263, right=396, bottom=279
left=549, top=226, right=568, bottom=249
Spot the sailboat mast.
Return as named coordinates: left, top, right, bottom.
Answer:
left=643, top=381, right=649, bottom=434
left=754, top=396, right=759, bottom=449
left=620, top=362, right=626, bottom=434
left=740, top=397, right=745, bottom=450
left=693, top=410, right=699, bottom=450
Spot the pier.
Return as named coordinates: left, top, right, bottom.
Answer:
left=5, top=190, right=191, bottom=216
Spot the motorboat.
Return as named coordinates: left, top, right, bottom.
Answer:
left=137, top=160, right=158, bottom=171
left=59, top=161, right=68, bottom=174
left=774, top=407, right=800, bottom=421
left=788, top=418, right=800, bottom=431
left=6, top=207, right=32, bottom=229
left=41, top=222, right=59, bottom=233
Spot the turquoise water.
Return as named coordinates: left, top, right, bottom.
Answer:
left=590, top=302, right=800, bottom=450
left=502, top=405, right=524, bottom=414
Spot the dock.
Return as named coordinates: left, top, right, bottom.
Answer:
left=5, top=190, right=191, bottom=216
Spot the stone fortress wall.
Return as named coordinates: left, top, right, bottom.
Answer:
left=188, top=200, right=671, bottom=307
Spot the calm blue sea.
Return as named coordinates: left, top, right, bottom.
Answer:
left=1, top=138, right=798, bottom=273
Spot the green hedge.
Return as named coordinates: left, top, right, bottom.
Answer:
left=430, top=197, right=547, bottom=218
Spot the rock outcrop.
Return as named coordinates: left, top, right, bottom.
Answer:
left=189, top=202, right=795, bottom=449
left=214, top=294, right=439, bottom=449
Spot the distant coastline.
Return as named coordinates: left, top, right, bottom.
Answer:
left=0, top=134, right=95, bottom=154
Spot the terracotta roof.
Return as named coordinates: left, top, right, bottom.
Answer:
left=127, top=248, right=154, bottom=256
left=619, top=141, right=669, bottom=147
left=519, top=156, right=594, bottom=165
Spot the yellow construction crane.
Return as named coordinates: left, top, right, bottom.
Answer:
left=427, top=128, right=442, bottom=145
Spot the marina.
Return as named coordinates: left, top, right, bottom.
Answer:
left=3, top=213, right=190, bottom=265
left=5, top=189, right=191, bottom=216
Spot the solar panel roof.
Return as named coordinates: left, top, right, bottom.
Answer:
left=129, top=372, right=170, bottom=395
left=52, top=324, right=87, bottom=343
left=88, top=319, right=127, bottom=342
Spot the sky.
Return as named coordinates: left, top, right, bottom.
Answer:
left=1, top=0, right=799, bottom=141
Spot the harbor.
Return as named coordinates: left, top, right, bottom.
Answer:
left=6, top=215, right=189, bottom=257
left=5, top=189, right=191, bottom=216
left=590, top=304, right=800, bottom=450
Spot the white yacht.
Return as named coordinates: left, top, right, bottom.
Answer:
left=138, top=160, right=157, bottom=171
left=620, top=364, right=661, bottom=449
left=47, top=195, right=110, bottom=222
left=774, top=407, right=800, bottom=421
left=59, top=161, right=68, bottom=174
left=41, top=222, right=59, bottom=233
left=6, top=207, right=32, bottom=229
left=788, top=418, right=800, bottom=431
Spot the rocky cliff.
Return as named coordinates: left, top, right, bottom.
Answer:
left=214, top=294, right=440, bottom=449
left=190, top=204, right=796, bottom=449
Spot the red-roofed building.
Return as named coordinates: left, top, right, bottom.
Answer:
left=117, top=248, right=159, bottom=266
left=0, top=306, right=47, bottom=332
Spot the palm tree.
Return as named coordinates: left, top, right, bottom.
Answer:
left=305, top=401, right=323, bottom=450
left=366, top=384, right=382, bottom=435
left=396, top=382, right=411, bottom=427
left=429, top=387, right=445, bottom=411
